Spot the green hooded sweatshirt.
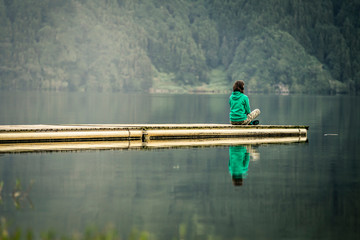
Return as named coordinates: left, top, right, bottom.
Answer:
left=229, top=91, right=251, bottom=122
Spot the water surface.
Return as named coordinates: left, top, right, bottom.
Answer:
left=0, top=91, right=359, bottom=239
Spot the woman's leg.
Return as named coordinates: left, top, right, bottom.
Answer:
left=230, top=109, right=260, bottom=125
left=242, top=109, right=261, bottom=125
left=230, top=121, right=244, bottom=125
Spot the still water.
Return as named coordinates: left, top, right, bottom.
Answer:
left=0, top=91, right=359, bottom=239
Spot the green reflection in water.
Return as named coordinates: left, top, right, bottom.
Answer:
left=229, top=145, right=259, bottom=186
left=0, top=218, right=156, bottom=240
left=0, top=179, right=34, bottom=210
left=229, top=146, right=250, bottom=186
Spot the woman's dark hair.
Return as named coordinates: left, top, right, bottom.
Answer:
left=233, top=80, right=245, bottom=93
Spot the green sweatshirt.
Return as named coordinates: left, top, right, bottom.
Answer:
left=229, top=91, right=251, bottom=122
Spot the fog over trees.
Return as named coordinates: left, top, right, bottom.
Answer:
left=0, top=0, right=359, bottom=94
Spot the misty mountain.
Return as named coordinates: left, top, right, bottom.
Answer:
left=0, top=0, right=359, bottom=94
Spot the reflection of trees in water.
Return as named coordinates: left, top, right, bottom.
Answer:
left=0, top=181, right=3, bottom=204
left=1, top=135, right=359, bottom=240
left=0, top=179, right=34, bottom=209
left=0, top=220, right=155, bottom=240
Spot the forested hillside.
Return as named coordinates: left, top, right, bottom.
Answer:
left=0, top=0, right=359, bottom=93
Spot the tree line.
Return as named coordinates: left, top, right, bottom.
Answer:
left=0, top=0, right=359, bottom=94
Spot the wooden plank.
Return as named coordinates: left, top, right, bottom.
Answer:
left=0, top=130, right=143, bottom=142
left=0, top=124, right=308, bottom=143
left=0, top=124, right=309, bottom=131
left=144, top=128, right=307, bottom=140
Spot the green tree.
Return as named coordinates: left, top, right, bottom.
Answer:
left=228, top=29, right=333, bottom=93
left=1, top=0, right=360, bottom=93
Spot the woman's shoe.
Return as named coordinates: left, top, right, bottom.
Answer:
left=250, top=120, right=259, bottom=125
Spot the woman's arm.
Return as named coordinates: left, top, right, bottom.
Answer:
left=244, top=96, right=251, bottom=115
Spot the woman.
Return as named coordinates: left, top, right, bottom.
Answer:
left=229, top=80, right=260, bottom=125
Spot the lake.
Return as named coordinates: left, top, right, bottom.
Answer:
left=0, top=91, right=359, bottom=240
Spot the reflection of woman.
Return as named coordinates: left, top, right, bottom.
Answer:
left=229, top=80, right=260, bottom=125
left=229, top=146, right=250, bottom=186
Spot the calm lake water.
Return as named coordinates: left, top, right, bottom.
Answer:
left=0, top=91, right=359, bottom=239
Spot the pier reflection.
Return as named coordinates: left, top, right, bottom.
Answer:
left=0, top=136, right=307, bottom=153
left=229, top=145, right=259, bottom=186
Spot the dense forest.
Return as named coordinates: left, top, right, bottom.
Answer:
left=0, top=0, right=359, bottom=94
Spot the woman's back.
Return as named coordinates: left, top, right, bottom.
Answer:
left=229, top=91, right=250, bottom=122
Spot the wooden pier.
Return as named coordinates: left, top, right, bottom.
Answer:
left=0, top=124, right=308, bottom=153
